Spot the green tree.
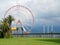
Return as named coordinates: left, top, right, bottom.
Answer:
left=0, top=15, right=15, bottom=38
left=6, top=15, right=15, bottom=26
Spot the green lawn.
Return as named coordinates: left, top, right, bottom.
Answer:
left=0, top=37, right=60, bottom=45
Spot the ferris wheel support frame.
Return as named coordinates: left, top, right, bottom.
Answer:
left=4, top=5, right=34, bottom=33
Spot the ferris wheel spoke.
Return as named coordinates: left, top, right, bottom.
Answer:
left=4, top=5, right=34, bottom=33
left=23, top=25, right=31, bottom=32
left=23, top=23, right=32, bottom=27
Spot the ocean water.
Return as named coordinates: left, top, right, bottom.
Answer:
left=11, top=24, right=60, bottom=34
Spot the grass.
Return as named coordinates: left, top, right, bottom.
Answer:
left=0, top=37, right=60, bottom=45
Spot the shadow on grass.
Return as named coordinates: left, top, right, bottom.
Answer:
left=34, top=38, right=60, bottom=43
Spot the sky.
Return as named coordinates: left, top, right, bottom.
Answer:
left=0, top=0, right=60, bottom=33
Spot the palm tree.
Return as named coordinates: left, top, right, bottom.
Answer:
left=0, top=15, right=15, bottom=38
left=2, top=22, right=10, bottom=33
left=1, top=18, right=10, bottom=38
left=6, top=15, right=15, bottom=26
left=6, top=15, right=15, bottom=37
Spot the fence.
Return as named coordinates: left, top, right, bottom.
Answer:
left=12, top=33, right=60, bottom=38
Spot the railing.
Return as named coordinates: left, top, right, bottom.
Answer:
left=12, top=33, right=60, bottom=38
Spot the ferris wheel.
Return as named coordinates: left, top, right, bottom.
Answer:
left=4, top=5, right=34, bottom=34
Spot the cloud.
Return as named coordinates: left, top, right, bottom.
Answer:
left=0, top=0, right=32, bottom=10
left=0, top=0, right=60, bottom=25
left=26, top=0, right=60, bottom=25
left=27, top=0, right=60, bottom=15
left=9, top=0, right=32, bottom=5
left=0, top=0, right=32, bottom=19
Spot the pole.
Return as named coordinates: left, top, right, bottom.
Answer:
left=51, top=25, right=53, bottom=33
left=47, top=25, right=49, bottom=33
left=43, top=25, right=45, bottom=33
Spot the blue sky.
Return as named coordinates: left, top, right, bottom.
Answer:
left=0, top=0, right=60, bottom=33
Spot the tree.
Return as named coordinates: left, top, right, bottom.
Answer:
left=6, top=15, right=15, bottom=26
left=0, top=15, right=15, bottom=38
